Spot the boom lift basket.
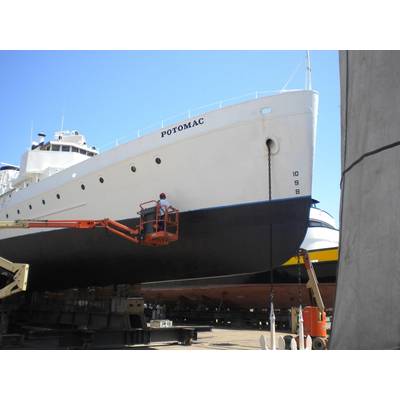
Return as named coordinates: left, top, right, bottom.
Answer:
left=138, top=200, right=179, bottom=246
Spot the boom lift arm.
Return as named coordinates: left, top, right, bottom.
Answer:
left=0, top=200, right=179, bottom=247
left=0, top=219, right=144, bottom=245
left=0, top=200, right=180, bottom=299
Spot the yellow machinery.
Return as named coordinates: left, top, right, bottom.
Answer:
left=0, top=256, right=29, bottom=300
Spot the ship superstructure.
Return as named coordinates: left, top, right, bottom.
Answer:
left=0, top=130, right=97, bottom=198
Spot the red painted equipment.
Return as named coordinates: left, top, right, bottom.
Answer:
left=303, top=306, right=327, bottom=338
left=0, top=200, right=179, bottom=247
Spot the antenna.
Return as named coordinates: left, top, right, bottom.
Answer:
left=281, top=58, right=303, bottom=91
left=60, top=112, right=65, bottom=131
left=305, top=50, right=312, bottom=90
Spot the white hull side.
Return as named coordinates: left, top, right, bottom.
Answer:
left=0, top=90, right=318, bottom=241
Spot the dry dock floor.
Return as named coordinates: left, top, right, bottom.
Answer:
left=141, top=329, right=289, bottom=350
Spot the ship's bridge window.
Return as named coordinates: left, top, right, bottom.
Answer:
left=309, top=219, right=337, bottom=230
left=79, top=149, right=87, bottom=155
left=71, top=146, right=79, bottom=153
left=62, top=145, right=70, bottom=152
left=51, top=144, right=60, bottom=151
left=87, top=152, right=94, bottom=157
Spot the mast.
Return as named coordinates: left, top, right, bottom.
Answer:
left=305, top=50, right=312, bottom=90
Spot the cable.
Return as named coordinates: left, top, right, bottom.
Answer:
left=281, top=58, right=303, bottom=91
left=267, top=141, right=274, bottom=306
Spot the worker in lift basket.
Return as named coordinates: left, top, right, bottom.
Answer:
left=158, top=192, right=170, bottom=230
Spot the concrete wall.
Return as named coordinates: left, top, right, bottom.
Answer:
left=330, top=51, right=400, bottom=349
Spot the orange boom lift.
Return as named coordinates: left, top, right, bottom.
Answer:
left=0, top=200, right=179, bottom=246
left=0, top=200, right=179, bottom=299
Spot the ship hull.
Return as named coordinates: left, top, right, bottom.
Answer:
left=0, top=90, right=318, bottom=290
left=0, top=196, right=311, bottom=290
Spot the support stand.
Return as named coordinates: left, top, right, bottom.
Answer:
left=0, top=285, right=208, bottom=349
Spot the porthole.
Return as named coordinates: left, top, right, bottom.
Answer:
left=42, top=199, right=46, bottom=205
left=99, top=177, right=104, bottom=183
left=17, top=209, right=20, bottom=214
left=6, top=214, right=8, bottom=219
left=56, top=194, right=61, bottom=199
left=130, top=165, right=136, bottom=173
left=155, top=157, right=161, bottom=165
left=81, top=184, right=85, bottom=190
left=29, top=204, right=32, bottom=210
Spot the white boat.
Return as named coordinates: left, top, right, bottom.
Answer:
left=301, top=201, right=339, bottom=252
left=0, top=89, right=319, bottom=290
left=279, top=201, right=339, bottom=283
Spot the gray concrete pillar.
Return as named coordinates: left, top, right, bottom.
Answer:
left=330, top=51, right=400, bottom=349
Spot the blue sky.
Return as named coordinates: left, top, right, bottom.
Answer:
left=0, top=50, right=340, bottom=221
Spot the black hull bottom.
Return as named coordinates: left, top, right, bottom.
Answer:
left=0, top=196, right=311, bottom=290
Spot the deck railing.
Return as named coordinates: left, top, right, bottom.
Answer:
left=98, top=89, right=288, bottom=152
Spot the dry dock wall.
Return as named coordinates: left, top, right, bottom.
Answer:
left=330, top=51, right=400, bottom=349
